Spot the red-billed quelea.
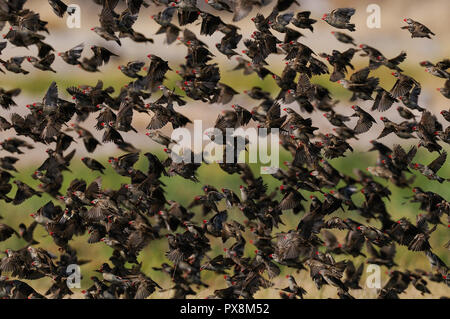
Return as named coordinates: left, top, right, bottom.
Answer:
left=322, top=8, right=356, bottom=31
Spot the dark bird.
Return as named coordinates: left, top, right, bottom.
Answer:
left=27, top=54, right=56, bottom=72
left=401, top=18, right=435, bottom=39
left=91, top=46, right=119, bottom=66
left=410, top=151, right=447, bottom=183
left=372, top=87, right=397, bottom=112
left=338, top=67, right=379, bottom=101
left=48, top=0, right=70, bottom=18
left=322, top=8, right=356, bottom=31
left=280, top=275, right=307, bottom=299
left=343, top=261, right=364, bottom=289
left=0, top=223, right=19, bottom=242
left=437, top=79, right=450, bottom=99
left=291, top=11, right=317, bottom=32
left=331, top=31, right=356, bottom=46
left=18, top=222, right=39, bottom=245
left=81, top=157, right=106, bottom=174
left=58, top=43, right=84, bottom=65
left=350, top=105, right=377, bottom=134
left=118, top=61, right=145, bottom=78
left=390, top=72, right=420, bottom=98
left=0, top=88, right=21, bottom=110
left=13, top=180, right=42, bottom=205
left=0, top=57, right=29, bottom=74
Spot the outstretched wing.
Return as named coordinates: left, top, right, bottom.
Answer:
left=428, top=151, right=447, bottom=173
left=43, top=81, right=58, bottom=109
left=388, top=51, right=407, bottom=66
left=350, top=67, right=370, bottom=83
left=377, top=125, right=395, bottom=139
left=332, top=8, right=355, bottom=22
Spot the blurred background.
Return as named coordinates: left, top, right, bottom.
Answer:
left=0, top=0, right=449, bottom=298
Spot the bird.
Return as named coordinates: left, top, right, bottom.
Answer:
left=331, top=31, right=356, bottom=46
left=280, top=275, right=307, bottom=299
left=338, top=67, right=379, bottom=100
left=81, top=157, right=106, bottom=174
left=350, top=105, right=377, bottom=134
left=437, top=79, right=450, bottom=99
left=48, top=0, right=70, bottom=18
left=391, top=219, right=435, bottom=253
left=291, top=11, right=317, bottom=32
left=390, top=72, right=420, bottom=98
left=0, top=223, right=19, bottom=242
left=13, top=180, right=42, bottom=205
left=26, top=54, right=56, bottom=72
left=420, top=59, right=450, bottom=79
left=322, top=8, right=356, bottom=31
left=401, top=18, right=435, bottom=39
left=0, top=57, right=29, bottom=74
left=410, top=151, right=447, bottom=183
left=18, top=222, right=39, bottom=245
left=58, top=43, right=84, bottom=65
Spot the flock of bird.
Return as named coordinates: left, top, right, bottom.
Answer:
left=0, top=0, right=449, bottom=299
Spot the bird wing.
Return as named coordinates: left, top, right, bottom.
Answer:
left=388, top=51, right=407, bottom=66
left=390, top=78, right=412, bottom=98
left=350, top=67, right=370, bottom=83
left=332, top=8, right=355, bottom=22
left=43, top=81, right=58, bottom=108
left=354, top=115, right=374, bottom=134
left=69, top=43, right=84, bottom=57
left=406, top=145, right=418, bottom=163
left=41, top=53, right=55, bottom=67
left=365, top=241, right=380, bottom=258
left=321, top=229, right=339, bottom=248
left=393, top=144, right=407, bottom=161
left=377, top=125, right=395, bottom=139
left=427, top=151, right=447, bottom=173
left=296, top=11, right=311, bottom=18
left=119, top=152, right=140, bottom=168
left=267, top=101, right=282, bottom=120
left=232, top=0, right=253, bottom=22
left=379, top=243, right=396, bottom=260
left=27, top=221, right=38, bottom=235
left=377, top=91, right=396, bottom=112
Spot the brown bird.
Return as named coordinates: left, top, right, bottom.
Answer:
left=58, top=43, right=84, bottom=65
left=322, top=8, right=356, bottom=31
left=0, top=223, right=19, bottom=241
left=48, top=0, right=69, bottom=18
left=350, top=105, right=377, bottom=134
left=401, top=18, right=435, bottom=39
left=389, top=216, right=436, bottom=251
left=13, top=180, right=42, bottom=205
left=390, top=72, right=420, bottom=98
left=410, top=151, right=447, bottom=183
left=26, top=54, right=56, bottom=72
left=18, top=222, right=39, bottom=245
left=81, top=157, right=106, bottom=174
